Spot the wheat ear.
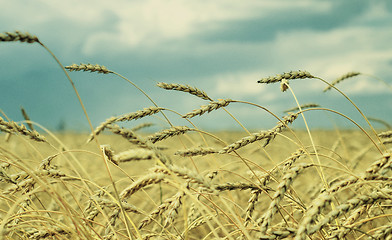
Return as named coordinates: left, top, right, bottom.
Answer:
left=153, top=164, right=209, bottom=188
left=0, top=31, right=39, bottom=43
left=259, top=163, right=313, bottom=233
left=295, top=192, right=332, bottom=240
left=131, top=122, right=154, bottom=131
left=87, top=107, right=163, bottom=142
left=182, top=99, right=233, bottom=118
left=175, top=147, right=218, bottom=157
left=284, top=103, right=320, bottom=113
left=258, top=70, right=314, bottom=84
left=147, top=126, right=192, bottom=143
left=20, top=106, right=34, bottom=130
left=379, top=130, right=392, bottom=138
left=138, top=191, right=185, bottom=229
left=244, top=189, right=261, bottom=227
left=157, top=82, right=213, bottom=101
left=65, top=63, right=111, bottom=74
left=219, top=113, right=298, bottom=153
left=259, top=228, right=296, bottom=240
left=307, top=189, right=392, bottom=236
left=0, top=117, right=46, bottom=142
left=323, top=72, right=361, bottom=92
left=119, top=173, right=166, bottom=200
left=113, top=148, right=155, bottom=162
left=106, top=124, right=148, bottom=147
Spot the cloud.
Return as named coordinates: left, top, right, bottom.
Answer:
left=0, top=0, right=391, bottom=131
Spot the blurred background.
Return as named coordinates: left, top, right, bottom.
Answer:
left=0, top=0, right=391, bottom=132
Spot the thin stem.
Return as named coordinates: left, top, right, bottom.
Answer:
left=38, top=42, right=135, bottom=239
left=317, top=77, right=386, bottom=152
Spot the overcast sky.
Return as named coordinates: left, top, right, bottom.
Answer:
left=1, top=0, right=391, bottom=132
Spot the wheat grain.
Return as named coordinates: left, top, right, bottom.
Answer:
left=101, top=145, right=118, bottom=165
left=3, top=178, right=35, bottom=194
left=65, top=63, right=111, bottom=74
left=323, top=72, right=360, bottom=92
left=0, top=31, right=39, bottom=43
left=258, top=70, right=314, bottom=84
left=39, top=155, right=57, bottom=170
left=157, top=82, right=213, bottom=101
left=0, top=168, right=16, bottom=184
left=379, top=130, right=392, bottom=138
left=182, top=99, right=233, bottom=118
left=382, top=138, right=392, bottom=144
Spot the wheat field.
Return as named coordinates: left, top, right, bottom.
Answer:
left=1, top=31, right=392, bottom=240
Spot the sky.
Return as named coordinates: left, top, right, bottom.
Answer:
left=1, top=0, right=391, bottom=132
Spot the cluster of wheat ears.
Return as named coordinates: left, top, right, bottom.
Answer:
left=1, top=31, right=392, bottom=240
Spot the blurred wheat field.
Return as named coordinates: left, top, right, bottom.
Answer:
left=1, top=31, right=392, bottom=240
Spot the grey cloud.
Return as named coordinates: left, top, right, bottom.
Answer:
left=192, top=1, right=371, bottom=43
